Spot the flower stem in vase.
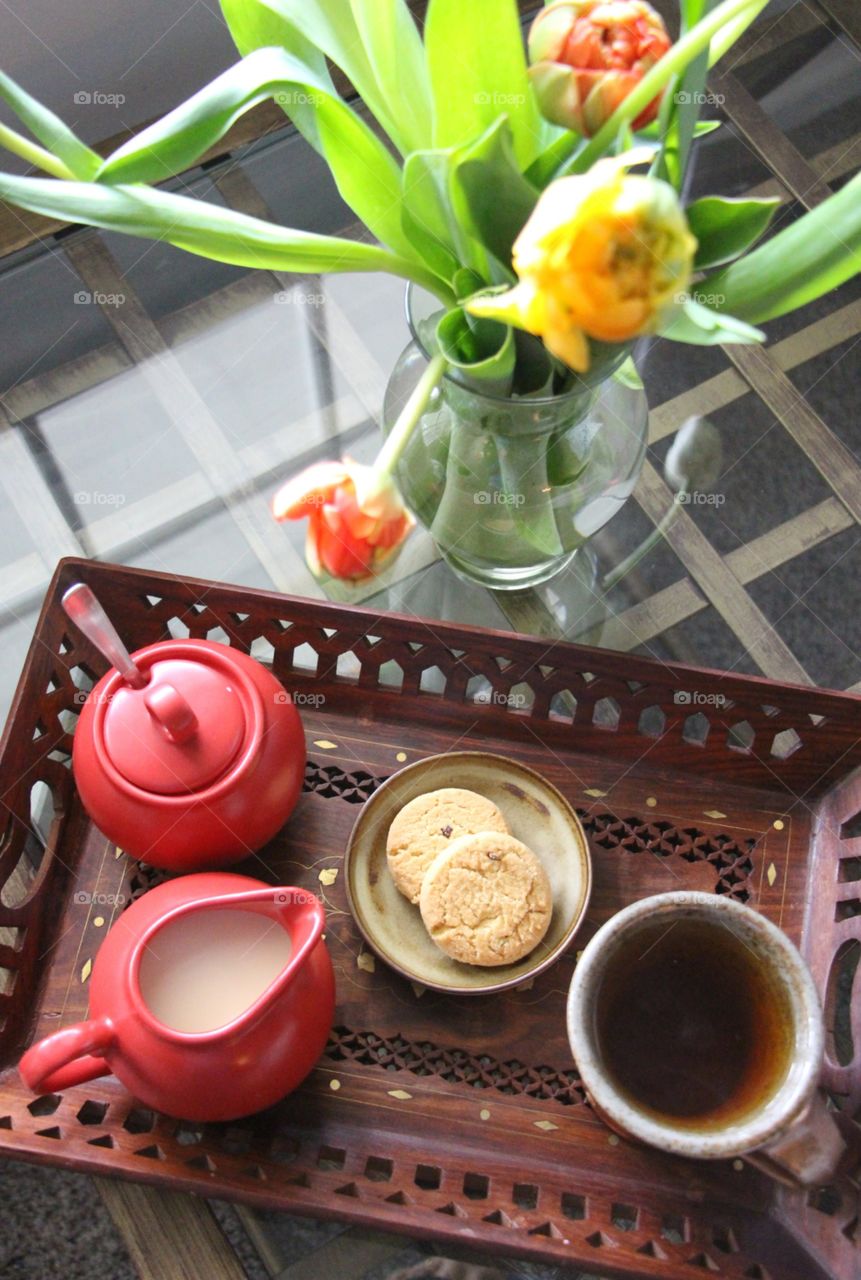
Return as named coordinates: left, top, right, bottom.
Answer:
left=372, top=354, right=448, bottom=483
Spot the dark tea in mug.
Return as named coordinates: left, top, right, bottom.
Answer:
left=594, top=916, right=795, bottom=1129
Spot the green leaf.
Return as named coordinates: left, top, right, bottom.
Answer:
left=705, top=172, right=861, bottom=323
left=679, top=0, right=709, bottom=24
left=350, top=0, right=432, bottom=155
left=400, top=208, right=460, bottom=284
left=661, top=75, right=703, bottom=191
left=0, top=69, right=100, bottom=179
left=649, top=67, right=679, bottom=185
left=546, top=431, right=590, bottom=486
left=401, top=148, right=488, bottom=281
left=218, top=0, right=334, bottom=146
left=670, top=0, right=722, bottom=188
left=425, top=0, right=543, bottom=168
left=400, top=150, right=463, bottom=283
left=613, top=356, right=644, bottom=391
left=426, top=418, right=506, bottom=563
left=496, top=433, right=564, bottom=557
left=402, top=150, right=459, bottom=258
left=659, top=296, right=765, bottom=345
left=97, top=49, right=422, bottom=267
left=218, top=0, right=330, bottom=78
left=651, top=0, right=723, bottom=189
left=434, top=305, right=563, bottom=557
left=614, top=121, right=637, bottom=156
left=453, top=267, right=485, bottom=300
left=687, top=195, right=779, bottom=269
left=220, top=0, right=407, bottom=153
left=511, top=331, right=556, bottom=395
left=0, top=171, right=452, bottom=298
left=436, top=306, right=516, bottom=395
left=0, top=121, right=72, bottom=180
left=450, top=117, right=539, bottom=267
left=525, top=132, right=580, bottom=188
left=94, top=49, right=325, bottom=182
left=640, top=118, right=720, bottom=140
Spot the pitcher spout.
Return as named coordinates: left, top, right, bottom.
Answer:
left=132, top=882, right=326, bottom=1039
left=227, top=886, right=326, bottom=1021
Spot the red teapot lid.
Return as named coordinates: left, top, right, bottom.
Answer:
left=103, top=656, right=247, bottom=795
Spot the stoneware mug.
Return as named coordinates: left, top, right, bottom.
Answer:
left=566, top=891, right=845, bottom=1186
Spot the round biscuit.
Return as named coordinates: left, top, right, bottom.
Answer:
left=419, top=832, right=552, bottom=966
left=386, top=788, right=509, bottom=904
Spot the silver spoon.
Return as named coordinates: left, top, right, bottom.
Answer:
left=62, top=582, right=149, bottom=689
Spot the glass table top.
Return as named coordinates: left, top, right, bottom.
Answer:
left=0, top=7, right=859, bottom=724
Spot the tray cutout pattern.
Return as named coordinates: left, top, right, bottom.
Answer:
left=0, top=560, right=860, bottom=1280
left=304, top=760, right=383, bottom=804
left=35, top=575, right=860, bottom=795
left=326, top=1026, right=586, bottom=1106
left=0, top=1072, right=837, bottom=1280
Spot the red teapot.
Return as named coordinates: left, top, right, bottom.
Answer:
left=19, top=874, right=335, bottom=1121
left=65, top=587, right=306, bottom=870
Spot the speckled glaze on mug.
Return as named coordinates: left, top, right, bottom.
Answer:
left=566, top=891, right=844, bottom=1185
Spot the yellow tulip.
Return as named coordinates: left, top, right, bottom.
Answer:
left=467, top=156, right=697, bottom=372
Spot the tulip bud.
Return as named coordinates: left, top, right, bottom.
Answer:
left=272, top=459, right=413, bottom=582
left=664, top=416, right=723, bottom=493
left=528, top=0, right=672, bottom=136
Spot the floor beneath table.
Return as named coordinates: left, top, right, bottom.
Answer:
left=0, top=1158, right=598, bottom=1280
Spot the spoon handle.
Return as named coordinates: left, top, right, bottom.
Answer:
left=62, top=583, right=148, bottom=689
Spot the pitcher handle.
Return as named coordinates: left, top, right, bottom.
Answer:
left=19, top=1017, right=114, bottom=1094
left=746, top=1091, right=846, bottom=1188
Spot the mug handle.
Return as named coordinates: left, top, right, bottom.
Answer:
left=746, top=1091, right=846, bottom=1188
left=19, top=1017, right=114, bottom=1094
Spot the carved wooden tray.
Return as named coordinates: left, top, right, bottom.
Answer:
left=1, top=558, right=860, bottom=1280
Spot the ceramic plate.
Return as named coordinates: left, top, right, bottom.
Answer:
left=344, top=751, right=592, bottom=995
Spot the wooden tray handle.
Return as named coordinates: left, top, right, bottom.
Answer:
left=18, top=1018, right=114, bottom=1093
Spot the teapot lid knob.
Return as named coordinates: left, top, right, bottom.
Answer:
left=103, top=656, right=247, bottom=795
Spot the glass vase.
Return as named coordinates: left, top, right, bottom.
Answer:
left=382, top=288, right=649, bottom=591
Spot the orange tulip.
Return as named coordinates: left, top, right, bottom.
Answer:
left=529, top=0, right=671, bottom=136
left=272, top=459, right=414, bottom=582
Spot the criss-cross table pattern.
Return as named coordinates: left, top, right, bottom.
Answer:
left=0, top=3, right=859, bottom=1277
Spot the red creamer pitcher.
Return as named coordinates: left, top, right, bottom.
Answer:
left=19, top=874, right=335, bottom=1121
left=72, top=637, right=306, bottom=870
